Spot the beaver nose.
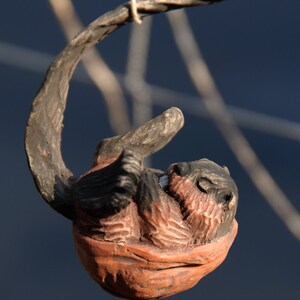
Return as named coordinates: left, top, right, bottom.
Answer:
left=198, top=176, right=232, bottom=198
left=173, top=162, right=192, bottom=176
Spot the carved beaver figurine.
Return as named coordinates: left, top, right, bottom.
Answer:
left=70, top=109, right=238, bottom=299
left=24, top=2, right=237, bottom=298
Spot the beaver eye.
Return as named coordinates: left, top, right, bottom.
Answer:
left=197, top=177, right=213, bottom=193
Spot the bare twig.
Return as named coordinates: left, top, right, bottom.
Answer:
left=126, top=18, right=153, bottom=128
left=49, top=0, right=131, bottom=134
left=167, top=9, right=300, bottom=241
left=2, top=40, right=300, bottom=142
left=125, top=18, right=153, bottom=165
left=146, top=84, right=300, bottom=143
left=131, top=0, right=143, bottom=24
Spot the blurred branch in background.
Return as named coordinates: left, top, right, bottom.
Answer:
left=125, top=18, right=153, bottom=166
left=2, top=40, right=300, bottom=142
left=167, top=9, right=300, bottom=241
left=49, top=0, right=131, bottom=134
left=126, top=18, right=153, bottom=129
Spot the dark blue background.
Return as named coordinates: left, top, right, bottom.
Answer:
left=1, top=1, right=300, bottom=299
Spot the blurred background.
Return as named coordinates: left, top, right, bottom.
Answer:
left=1, top=0, right=300, bottom=299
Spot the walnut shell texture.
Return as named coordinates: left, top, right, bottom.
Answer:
left=73, top=221, right=237, bottom=299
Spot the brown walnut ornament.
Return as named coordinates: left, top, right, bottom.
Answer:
left=72, top=134, right=238, bottom=299
left=25, top=1, right=237, bottom=299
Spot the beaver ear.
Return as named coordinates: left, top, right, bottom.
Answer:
left=94, top=107, right=184, bottom=167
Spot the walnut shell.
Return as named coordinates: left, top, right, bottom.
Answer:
left=72, top=150, right=238, bottom=299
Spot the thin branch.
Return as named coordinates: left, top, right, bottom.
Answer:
left=125, top=18, right=153, bottom=166
left=126, top=18, right=153, bottom=127
left=131, top=0, right=143, bottom=24
left=167, top=9, right=300, bottom=241
left=2, top=40, right=300, bottom=142
left=146, top=84, right=300, bottom=142
left=49, top=0, right=131, bottom=134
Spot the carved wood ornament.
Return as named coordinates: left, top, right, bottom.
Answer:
left=25, top=1, right=237, bottom=299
